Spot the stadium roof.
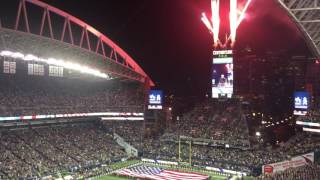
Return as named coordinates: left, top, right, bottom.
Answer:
left=277, top=0, right=320, bottom=58
left=0, top=0, right=154, bottom=86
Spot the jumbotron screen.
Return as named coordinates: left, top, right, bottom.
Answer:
left=212, top=50, right=233, bottom=98
left=293, top=91, right=309, bottom=116
left=148, top=90, right=163, bottom=110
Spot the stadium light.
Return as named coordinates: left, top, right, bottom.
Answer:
left=24, top=54, right=38, bottom=61
left=0, top=51, right=13, bottom=56
left=12, top=52, right=24, bottom=59
left=303, top=127, right=320, bottom=133
left=296, top=121, right=320, bottom=127
left=256, top=132, right=261, bottom=137
left=0, top=50, right=111, bottom=79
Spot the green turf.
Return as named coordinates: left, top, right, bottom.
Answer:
left=93, top=161, right=251, bottom=180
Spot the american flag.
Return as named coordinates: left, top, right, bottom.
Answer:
left=116, top=165, right=209, bottom=180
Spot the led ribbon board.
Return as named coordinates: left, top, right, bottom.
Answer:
left=0, top=112, right=144, bottom=121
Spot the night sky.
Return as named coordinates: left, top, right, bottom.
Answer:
left=1, top=0, right=312, bottom=97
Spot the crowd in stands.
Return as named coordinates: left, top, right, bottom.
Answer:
left=298, top=97, right=320, bottom=123
left=0, top=107, right=318, bottom=179
left=100, top=99, right=320, bottom=175
left=0, top=75, right=144, bottom=116
left=257, top=164, right=320, bottom=180
left=278, top=132, right=320, bottom=155
left=141, top=132, right=320, bottom=175
left=0, top=71, right=146, bottom=179
left=0, top=73, right=319, bottom=179
left=1, top=121, right=318, bottom=179
left=174, top=99, right=250, bottom=147
left=298, top=111, right=320, bottom=123
left=102, top=120, right=144, bottom=149
left=140, top=131, right=320, bottom=172
left=0, top=122, right=126, bottom=179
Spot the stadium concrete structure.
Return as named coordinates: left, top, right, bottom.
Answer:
left=0, top=0, right=318, bottom=85
left=277, top=0, right=320, bottom=58
left=0, top=0, right=319, bottom=179
left=0, top=0, right=154, bottom=86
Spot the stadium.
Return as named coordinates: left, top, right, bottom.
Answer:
left=0, top=0, right=319, bottom=180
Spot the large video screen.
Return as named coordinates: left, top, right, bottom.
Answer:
left=293, top=91, right=309, bottom=116
left=212, top=50, right=233, bottom=98
left=148, top=90, right=163, bottom=110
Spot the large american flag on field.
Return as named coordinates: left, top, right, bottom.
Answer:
left=116, top=165, right=209, bottom=180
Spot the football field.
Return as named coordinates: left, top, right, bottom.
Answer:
left=91, top=161, right=253, bottom=180
left=96, top=174, right=228, bottom=180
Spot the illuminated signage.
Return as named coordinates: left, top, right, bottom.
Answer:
left=148, top=90, right=163, bottom=109
left=212, top=50, right=233, bottom=98
left=294, top=91, right=309, bottom=116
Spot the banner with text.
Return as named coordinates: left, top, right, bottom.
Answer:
left=262, top=152, right=314, bottom=174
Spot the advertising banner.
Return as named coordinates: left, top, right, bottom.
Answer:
left=262, top=152, right=314, bottom=174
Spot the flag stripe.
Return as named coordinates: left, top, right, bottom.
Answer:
left=116, top=165, right=209, bottom=180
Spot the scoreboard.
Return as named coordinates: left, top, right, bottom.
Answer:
left=293, top=91, right=309, bottom=116
left=148, top=90, right=163, bottom=110
left=212, top=50, right=233, bottom=98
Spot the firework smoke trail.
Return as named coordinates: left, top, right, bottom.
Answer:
left=201, top=0, right=220, bottom=47
left=236, top=0, right=252, bottom=28
left=201, top=13, right=213, bottom=33
left=201, top=0, right=251, bottom=48
left=230, top=0, right=252, bottom=46
left=211, top=0, right=220, bottom=47
left=229, top=0, right=237, bottom=46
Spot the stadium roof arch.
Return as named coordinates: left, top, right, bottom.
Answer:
left=277, top=0, right=320, bottom=58
left=0, top=0, right=154, bottom=86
